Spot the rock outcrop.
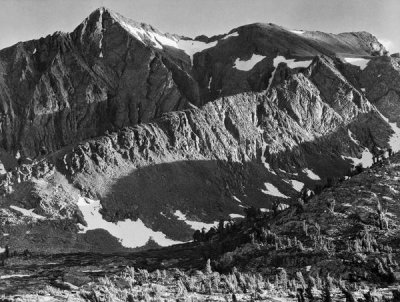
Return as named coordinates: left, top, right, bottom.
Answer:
left=360, top=56, right=400, bottom=125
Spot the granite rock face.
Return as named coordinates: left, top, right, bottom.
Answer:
left=0, top=8, right=387, bottom=159
left=360, top=56, right=400, bottom=125
left=0, top=8, right=197, bottom=159
left=0, top=8, right=397, bottom=252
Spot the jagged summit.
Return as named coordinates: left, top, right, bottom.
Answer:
left=73, top=6, right=179, bottom=52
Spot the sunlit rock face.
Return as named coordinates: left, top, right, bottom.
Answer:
left=0, top=7, right=399, bottom=253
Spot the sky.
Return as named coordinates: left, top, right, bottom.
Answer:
left=0, top=0, right=399, bottom=52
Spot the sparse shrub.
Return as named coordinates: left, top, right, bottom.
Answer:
left=327, top=198, right=335, bottom=213
left=177, top=279, right=188, bottom=297
left=302, top=220, right=308, bottom=236
left=277, top=268, right=288, bottom=291
left=297, top=288, right=305, bottom=302
left=296, top=271, right=306, bottom=289
left=205, top=259, right=212, bottom=274
left=225, top=273, right=239, bottom=293
left=306, top=275, right=315, bottom=301
left=338, top=283, right=357, bottom=302
left=322, top=276, right=333, bottom=302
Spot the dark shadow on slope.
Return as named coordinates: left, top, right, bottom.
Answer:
left=99, top=155, right=349, bottom=243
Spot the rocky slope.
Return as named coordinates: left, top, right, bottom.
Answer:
left=210, top=152, right=400, bottom=290
left=0, top=7, right=398, bottom=253
left=360, top=55, right=400, bottom=125
left=2, top=154, right=400, bottom=300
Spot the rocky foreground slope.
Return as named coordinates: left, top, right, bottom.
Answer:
left=0, top=7, right=399, bottom=252
left=2, top=153, right=400, bottom=301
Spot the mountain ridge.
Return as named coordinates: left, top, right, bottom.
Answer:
left=0, top=7, right=398, bottom=254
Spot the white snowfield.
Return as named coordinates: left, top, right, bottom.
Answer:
left=174, top=210, right=218, bottom=230
left=285, top=179, right=304, bottom=192
left=377, top=111, right=400, bottom=152
left=0, top=247, right=5, bottom=253
left=232, top=195, right=242, bottom=203
left=77, top=197, right=182, bottom=248
left=273, top=55, right=312, bottom=69
left=229, top=213, right=245, bottom=219
left=259, top=136, right=277, bottom=175
left=343, top=111, right=400, bottom=167
left=222, top=31, right=239, bottom=39
left=234, top=54, right=266, bottom=71
left=9, top=205, right=45, bottom=220
left=302, top=168, right=321, bottom=180
left=348, top=130, right=359, bottom=145
left=342, top=150, right=373, bottom=168
left=0, top=274, right=31, bottom=280
left=113, top=8, right=221, bottom=65
left=118, top=18, right=178, bottom=50
left=177, top=39, right=218, bottom=63
left=290, top=30, right=305, bottom=35
left=261, top=183, right=290, bottom=199
left=344, top=58, right=371, bottom=70
left=344, top=130, right=374, bottom=168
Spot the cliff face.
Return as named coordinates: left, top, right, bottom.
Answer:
left=192, top=23, right=386, bottom=103
left=0, top=8, right=197, bottom=158
left=360, top=56, right=400, bottom=125
left=0, top=9, right=387, bottom=159
left=0, top=8, right=397, bottom=253
left=0, top=55, right=395, bottom=252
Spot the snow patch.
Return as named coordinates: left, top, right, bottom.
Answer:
left=376, top=111, right=400, bottom=152
left=303, top=169, right=321, bottom=180
left=267, top=66, right=277, bottom=91
left=177, top=39, right=217, bottom=64
left=174, top=210, right=218, bottom=230
left=290, top=30, right=305, bottom=35
left=286, top=179, right=304, bottom=192
left=344, top=130, right=374, bottom=168
left=118, top=19, right=178, bottom=50
left=344, top=58, right=370, bottom=70
left=234, top=54, right=266, bottom=71
left=260, top=139, right=277, bottom=175
left=0, top=274, right=31, bottom=280
left=273, top=55, right=312, bottom=69
left=33, top=48, right=37, bottom=54
left=9, top=206, right=45, bottom=220
left=267, top=56, right=312, bottom=90
left=260, top=208, right=270, bottom=212
left=277, top=203, right=290, bottom=211
left=232, top=195, right=242, bottom=203
left=229, top=213, right=245, bottom=219
left=348, top=130, right=360, bottom=145
left=342, top=149, right=374, bottom=168
left=77, top=197, right=182, bottom=248
left=261, top=183, right=289, bottom=199
left=222, top=31, right=239, bottom=39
